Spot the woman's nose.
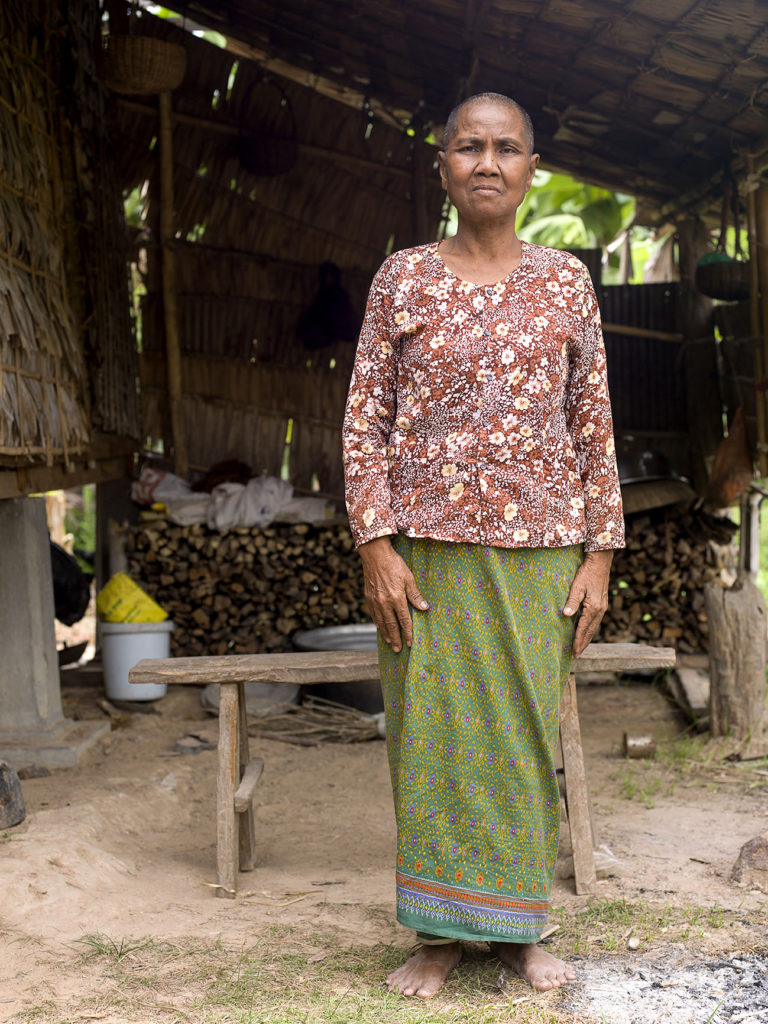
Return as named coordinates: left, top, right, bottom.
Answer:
left=476, top=146, right=499, bottom=173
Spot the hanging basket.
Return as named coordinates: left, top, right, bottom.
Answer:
left=695, top=253, right=751, bottom=302
left=97, top=35, right=187, bottom=95
left=237, top=78, right=298, bottom=177
left=695, top=172, right=751, bottom=302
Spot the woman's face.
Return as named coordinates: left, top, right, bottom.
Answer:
left=438, top=101, right=539, bottom=226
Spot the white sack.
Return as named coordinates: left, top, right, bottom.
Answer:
left=206, top=476, right=293, bottom=531
left=131, top=467, right=191, bottom=506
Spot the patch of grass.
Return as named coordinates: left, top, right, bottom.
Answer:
left=550, top=897, right=756, bottom=958
left=46, top=929, right=577, bottom=1024
left=612, top=730, right=768, bottom=809
left=707, top=905, right=725, bottom=929
left=10, top=999, right=60, bottom=1023
left=618, top=765, right=662, bottom=808
left=77, top=933, right=156, bottom=963
left=20, top=914, right=764, bottom=1024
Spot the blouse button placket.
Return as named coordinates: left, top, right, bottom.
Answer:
left=477, top=288, right=496, bottom=544
left=479, top=288, right=493, bottom=426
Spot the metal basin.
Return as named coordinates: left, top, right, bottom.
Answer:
left=293, top=623, right=382, bottom=713
left=293, top=623, right=378, bottom=652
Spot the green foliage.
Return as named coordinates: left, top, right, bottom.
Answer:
left=123, top=184, right=145, bottom=228
left=442, top=168, right=671, bottom=283
left=517, top=171, right=634, bottom=250
left=65, top=485, right=96, bottom=570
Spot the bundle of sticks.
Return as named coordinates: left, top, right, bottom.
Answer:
left=125, top=502, right=737, bottom=657
left=124, top=519, right=367, bottom=656
left=247, top=694, right=381, bottom=746
left=595, top=503, right=737, bottom=652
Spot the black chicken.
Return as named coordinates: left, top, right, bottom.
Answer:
left=50, top=541, right=91, bottom=626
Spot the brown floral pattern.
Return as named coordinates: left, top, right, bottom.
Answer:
left=342, top=241, right=625, bottom=552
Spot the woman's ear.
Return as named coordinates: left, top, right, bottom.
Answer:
left=525, top=153, right=540, bottom=192
left=438, top=150, right=448, bottom=191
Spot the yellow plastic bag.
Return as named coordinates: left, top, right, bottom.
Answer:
left=96, top=572, right=168, bottom=623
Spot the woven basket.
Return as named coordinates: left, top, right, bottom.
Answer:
left=97, top=35, right=187, bottom=95
left=695, top=258, right=751, bottom=303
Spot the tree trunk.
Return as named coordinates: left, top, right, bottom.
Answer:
left=704, top=576, right=767, bottom=739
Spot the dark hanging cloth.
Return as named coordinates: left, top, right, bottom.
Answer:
left=297, top=262, right=361, bottom=351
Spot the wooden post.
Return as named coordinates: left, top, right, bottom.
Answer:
left=677, top=219, right=719, bottom=496
left=411, top=139, right=430, bottom=246
left=158, top=90, right=189, bottom=479
left=705, top=575, right=767, bottom=740
left=746, top=158, right=767, bottom=475
left=755, top=184, right=768, bottom=478
left=236, top=680, right=257, bottom=871
left=216, top=682, right=239, bottom=898
left=559, top=674, right=597, bottom=895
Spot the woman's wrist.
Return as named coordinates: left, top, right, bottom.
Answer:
left=358, top=535, right=394, bottom=563
left=582, top=549, right=614, bottom=571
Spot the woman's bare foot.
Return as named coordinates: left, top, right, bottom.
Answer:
left=386, top=942, right=462, bottom=999
left=490, top=941, right=576, bottom=991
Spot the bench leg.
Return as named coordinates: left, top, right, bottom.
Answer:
left=237, top=681, right=257, bottom=872
left=216, top=682, right=239, bottom=898
left=559, top=673, right=598, bottom=896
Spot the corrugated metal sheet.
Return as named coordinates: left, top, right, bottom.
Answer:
left=599, top=283, right=687, bottom=435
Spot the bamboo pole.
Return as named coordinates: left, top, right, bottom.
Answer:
left=601, top=322, right=683, bottom=343
left=411, top=141, right=429, bottom=246
left=745, top=157, right=767, bottom=475
left=677, top=219, right=719, bottom=495
left=158, top=90, right=189, bottom=479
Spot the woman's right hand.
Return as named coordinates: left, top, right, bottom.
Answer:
left=358, top=537, right=429, bottom=653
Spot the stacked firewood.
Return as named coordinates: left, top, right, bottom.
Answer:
left=124, top=504, right=737, bottom=658
left=595, top=504, right=737, bottom=652
left=124, top=520, right=368, bottom=657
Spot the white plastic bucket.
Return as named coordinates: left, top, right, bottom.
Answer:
left=100, top=620, right=174, bottom=701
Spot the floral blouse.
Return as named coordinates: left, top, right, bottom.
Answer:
left=342, top=241, right=625, bottom=553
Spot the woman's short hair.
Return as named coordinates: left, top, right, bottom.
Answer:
left=443, top=93, right=535, bottom=154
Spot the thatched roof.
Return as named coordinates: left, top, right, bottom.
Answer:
left=115, top=17, right=445, bottom=274
left=0, top=0, right=139, bottom=470
left=183, top=0, right=768, bottom=219
left=111, top=4, right=763, bottom=496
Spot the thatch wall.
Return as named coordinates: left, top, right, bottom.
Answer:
left=113, top=15, right=445, bottom=494
left=64, top=0, right=141, bottom=442
left=0, top=0, right=139, bottom=469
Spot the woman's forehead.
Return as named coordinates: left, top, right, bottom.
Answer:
left=453, top=101, right=524, bottom=138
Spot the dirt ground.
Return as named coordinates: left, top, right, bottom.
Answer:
left=2, top=658, right=767, bottom=1023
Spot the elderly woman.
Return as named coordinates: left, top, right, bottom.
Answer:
left=342, top=92, right=624, bottom=998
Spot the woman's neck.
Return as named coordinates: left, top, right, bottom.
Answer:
left=439, top=220, right=524, bottom=285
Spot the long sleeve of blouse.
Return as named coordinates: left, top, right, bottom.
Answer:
left=342, top=241, right=625, bottom=553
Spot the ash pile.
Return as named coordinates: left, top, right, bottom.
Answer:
left=564, top=953, right=767, bottom=1024
left=595, top=503, right=737, bottom=653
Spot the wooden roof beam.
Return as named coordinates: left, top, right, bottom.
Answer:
left=116, top=98, right=441, bottom=191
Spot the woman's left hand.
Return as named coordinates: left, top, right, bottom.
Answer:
left=563, top=550, right=614, bottom=658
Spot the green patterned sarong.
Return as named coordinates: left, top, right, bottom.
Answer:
left=378, top=536, right=581, bottom=943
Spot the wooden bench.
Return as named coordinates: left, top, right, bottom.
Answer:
left=130, top=643, right=675, bottom=898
